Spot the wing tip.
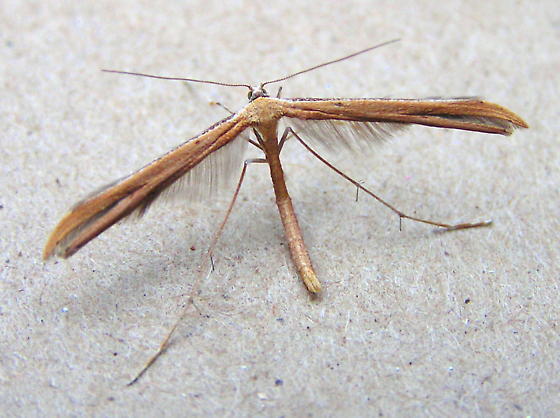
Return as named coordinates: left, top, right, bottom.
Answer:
left=43, top=209, right=78, bottom=260
left=516, top=118, right=529, bottom=129
left=502, top=115, right=528, bottom=136
left=43, top=230, right=64, bottom=260
left=42, top=248, right=53, bottom=260
left=491, top=101, right=529, bottom=131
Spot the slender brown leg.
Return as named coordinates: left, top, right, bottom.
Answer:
left=278, top=126, right=291, bottom=152
left=256, top=125, right=321, bottom=293
left=127, top=158, right=264, bottom=385
left=209, top=101, right=235, bottom=115
left=290, top=128, right=492, bottom=231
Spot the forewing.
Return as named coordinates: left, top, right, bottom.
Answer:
left=280, top=98, right=528, bottom=143
left=44, top=113, right=250, bottom=259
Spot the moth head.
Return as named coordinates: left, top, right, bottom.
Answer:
left=248, top=84, right=269, bottom=101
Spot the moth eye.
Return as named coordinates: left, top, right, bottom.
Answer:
left=247, top=91, right=253, bottom=100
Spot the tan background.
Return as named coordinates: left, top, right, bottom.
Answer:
left=1, top=1, right=558, bottom=416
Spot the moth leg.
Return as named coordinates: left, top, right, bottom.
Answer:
left=278, top=127, right=293, bottom=153
left=209, top=101, right=235, bottom=115
left=289, top=128, right=492, bottom=231
left=275, top=86, right=283, bottom=98
left=254, top=126, right=290, bottom=153
left=206, top=158, right=267, bottom=260
left=247, top=138, right=262, bottom=150
left=247, top=128, right=265, bottom=150
left=128, top=157, right=265, bottom=386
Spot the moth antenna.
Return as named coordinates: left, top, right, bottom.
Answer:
left=101, top=69, right=252, bottom=89
left=261, top=38, right=400, bottom=87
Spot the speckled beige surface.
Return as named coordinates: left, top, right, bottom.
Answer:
left=1, top=1, right=558, bottom=416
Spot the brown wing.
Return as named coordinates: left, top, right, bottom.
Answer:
left=43, top=114, right=250, bottom=259
left=279, top=98, right=528, bottom=136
